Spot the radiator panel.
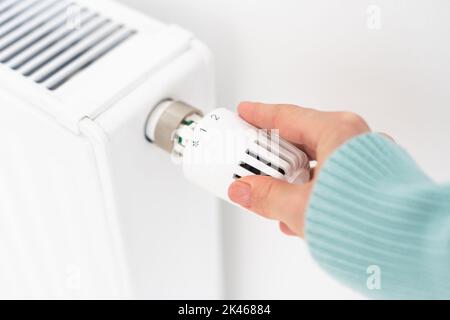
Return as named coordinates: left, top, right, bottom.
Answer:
left=0, top=90, right=128, bottom=298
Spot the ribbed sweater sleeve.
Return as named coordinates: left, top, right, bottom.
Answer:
left=305, top=133, right=450, bottom=299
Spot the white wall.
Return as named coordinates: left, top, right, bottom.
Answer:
left=119, top=0, right=450, bottom=299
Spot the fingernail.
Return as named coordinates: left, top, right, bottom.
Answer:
left=228, top=181, right=252, bottom=207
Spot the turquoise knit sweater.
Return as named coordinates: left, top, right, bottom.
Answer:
left=305, top=133, right=450, bottom=299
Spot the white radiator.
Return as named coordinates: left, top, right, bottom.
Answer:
left=0, top=0, right=222, bottom=299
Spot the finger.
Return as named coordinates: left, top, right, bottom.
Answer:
left=296, top=144, right=317, bottom=160
left=228, top=176, right=311, bottom=236
left=309, top=167, right=316, bottom=180
left=279, top=222, right=297, bottom=236
left=238, top=102, right=329, bottom=157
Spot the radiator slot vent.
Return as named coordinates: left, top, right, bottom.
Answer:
left=239, top=162, right=268, bottom=176
left=245, top=149, right=286, bottom=175
left=0, top=0, right=136, bottom=90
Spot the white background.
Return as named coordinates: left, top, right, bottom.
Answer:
left=120, top=0, right=450, bottom=299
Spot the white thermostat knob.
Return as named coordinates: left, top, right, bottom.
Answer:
left=146, top=101, right=310, bottom=201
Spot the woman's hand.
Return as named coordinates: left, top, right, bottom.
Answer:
left=228, top=102, right=370, bottom=237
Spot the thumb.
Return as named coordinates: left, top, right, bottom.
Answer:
left=228, top=176, right=311, bottom=236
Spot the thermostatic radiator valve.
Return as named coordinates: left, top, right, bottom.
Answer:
left=146, top=100, right=310, bottom=201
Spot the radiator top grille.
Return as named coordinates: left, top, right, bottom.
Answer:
left=0, top=0, right=136, bottom=91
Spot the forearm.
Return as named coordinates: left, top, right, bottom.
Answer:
left=305, top=133, right=450, bottom=299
